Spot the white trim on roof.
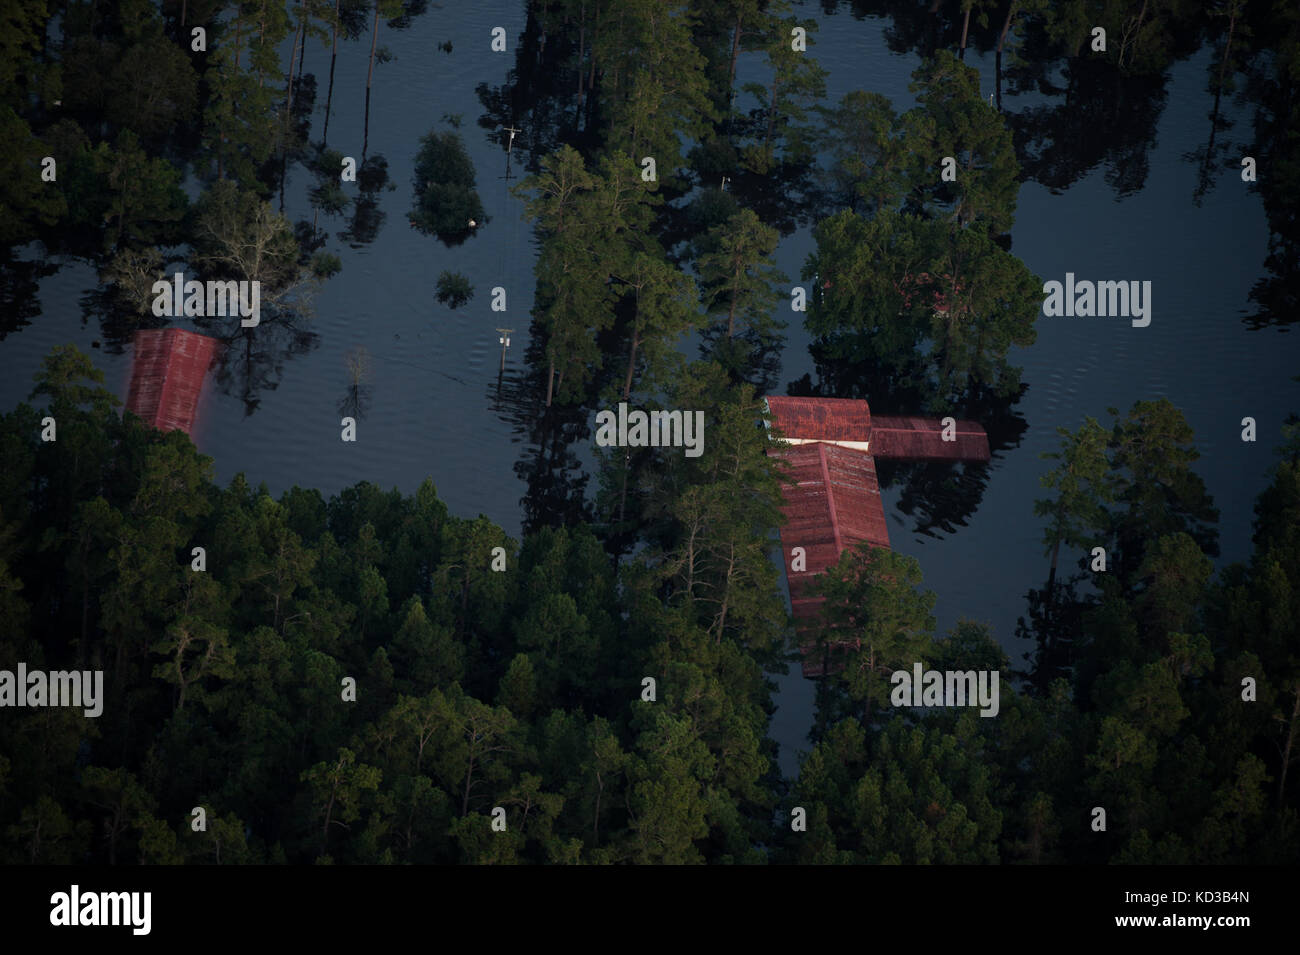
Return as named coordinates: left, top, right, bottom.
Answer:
left=776, top=437, right=872, bottom=452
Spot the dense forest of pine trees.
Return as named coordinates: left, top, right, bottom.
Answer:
left=1, top=0, right=1297, bottom=864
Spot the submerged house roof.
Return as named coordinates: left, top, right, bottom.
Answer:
left=764, top=395, right=990, bottom=677
left=125, top=328, right=220, bottom=437
left=773, top=440, right=890, bottom=677
left=870, top=414, right=990, bottom=461
left=765, top=396, right=875, bottom=444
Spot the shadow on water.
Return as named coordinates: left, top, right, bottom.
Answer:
left=0, top=254, right=60, bottom=343
left=1005, top=59, right=1169, bottom=199
left=202, top=315, right=320, bottom=418
left=475, top=3, right=595, bottom=174
left=343, top=155, right=393, bottom=248
left=77, top=284, right=169, bottom=356
left=487, top=340, right=594, bottom=537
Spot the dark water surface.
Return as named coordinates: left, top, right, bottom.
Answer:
left=2, top=3, right=1295, bottom=776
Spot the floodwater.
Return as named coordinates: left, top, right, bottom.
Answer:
left=2, top=2, right=1295, bottom=778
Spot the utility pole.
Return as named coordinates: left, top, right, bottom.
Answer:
left=496, top=329, right=513, bottom=375
left=501, top=125, right=522, bottom=181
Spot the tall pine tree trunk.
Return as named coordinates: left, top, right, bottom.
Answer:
left=577, top=3, right=586, bottom=109
left=1280, top=685, right=1299, bottom=806
left=995, top=2, right=1018, bottom=111
left=764, top=75, right=779, bottom=162
left=281, top=2, right=306, bottom=211
left=287, top=14, right=302, bottom=116
left=1203, top=0, right=1239, bottom=180
left=714, top=544, right=736, bottom=642
left=585, top=17, right=600, bottom=130
left=320, top=785, right=336, bottom=854
left=323, top=0, right=339, bottom=145
left=462, top=756, right=476, bottom=815
left=362, top=88, right=372, bottom=157
left=258, top=7, right=266, bottom=89
left=1218, top=2, right=1238, bottom=94
left=1047, top=533, right=1061, bottom=591
left=298, top=4, right=309, bottom=75
left=367, top=2, right=380, bottom=91
left=728, top=14, right=743, bottom=113
left=363, top=2, right=380, bottom=157
left=997, top=1, right=1017, bottom=52
left=1121, top=0, right=1149, bottom=71
left=726, top=271, right=740, bottom=339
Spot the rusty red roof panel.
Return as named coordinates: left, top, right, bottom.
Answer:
left=126, top=328, right=220, bottom=437
left=771, top=441, right=892, bottom=676
left=764, top=398, right=989, bottom=677
left=870, top=414, right=990, bottom=461
left=766, top=395, right=872, bottom=442
left=773, top=443, right=889, bottom=565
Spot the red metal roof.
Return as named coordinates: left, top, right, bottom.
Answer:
left=765, top=397, right=990, bottom=462
left=766, top=395, right=872, bottom=442
left=870, top=414, right=990, bottom=461
left=126, top=328, right=220, bottom=436
left=764, top=396, right=990, bottom=677
left=772, top=441, right=891, bottom=676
